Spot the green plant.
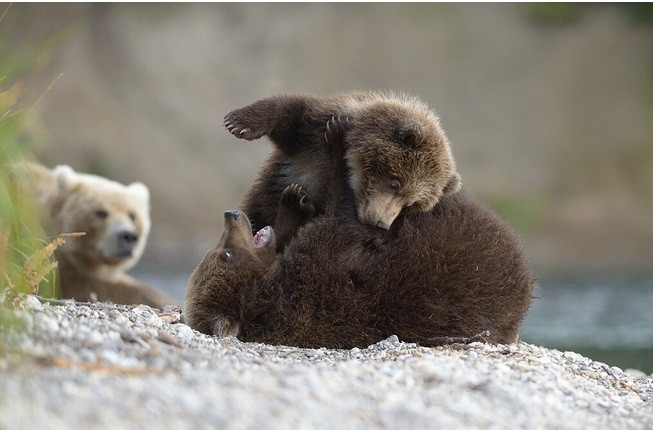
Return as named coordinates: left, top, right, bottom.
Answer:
left=0, top=3, right=61, bottom=301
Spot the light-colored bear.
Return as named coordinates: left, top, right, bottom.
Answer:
left=23, top=162, right=175, bottom=307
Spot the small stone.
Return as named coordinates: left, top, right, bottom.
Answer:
left=21, top=295, right=42, bottom=311
left=159, top=312, right=181, bottom=324
left=132, top=305, right=154, bottom=320
left=146, top=314, right=164, bottom=329
left=160, top=305, right=182, bottom=314
left=157, top=330, right=182, bottom=348
left=624, top=368, right=646, bottom=378
left=109, top=309, right=128, bottom=323
left=176, top=325, right=194, bottom=342
left=563, top=351, right=582, bottom=361
left=120, top=329, right=149, bottom=348
left=386, top=335, right=399, bottom=344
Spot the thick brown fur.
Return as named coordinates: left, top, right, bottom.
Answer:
left=19, top=162, right=175, bottom=308
left=224, top=92, right=461, bottom=248
left=185, top=117, right=534, bottom=348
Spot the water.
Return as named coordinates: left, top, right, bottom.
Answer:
left=521, top=276, right=653, bottom=373
left=136, top=266, right=653, bottom=374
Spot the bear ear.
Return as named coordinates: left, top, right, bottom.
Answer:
left=442, top=172, right=462, bottom=195
left=396, top=123, right=421, bottom=147
left=53, top=165, right=77, bottom=193
left=128, top=182, right=150, bottom=203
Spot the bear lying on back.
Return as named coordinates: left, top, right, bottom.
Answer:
left=224, top=92, right=461, bottom=249
left=22, top=162, right=175, bottom=308
left=185, top=118, right=534, bottom=348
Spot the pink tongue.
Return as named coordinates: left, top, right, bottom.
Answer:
left=253, top=226, right=272, bottom=248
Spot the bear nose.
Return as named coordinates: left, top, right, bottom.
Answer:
left=224, top=210, right=241, bottom=221
left=117, top=230, right=139, bottom=251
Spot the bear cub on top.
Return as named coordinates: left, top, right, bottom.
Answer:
left=185, top=102, right=534, bottom=348
left=224, top=91, right=461, bottom=250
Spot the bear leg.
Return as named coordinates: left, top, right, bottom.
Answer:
left=274, top=183, right=315, bottom=252
left=223, top=95, right=327, bottom=153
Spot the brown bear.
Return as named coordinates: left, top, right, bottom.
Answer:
left=185, top=117, right=534, bottom=348
left=21, top=162, right=175, bottom=308
left=223, top=91, right=461, bottom=250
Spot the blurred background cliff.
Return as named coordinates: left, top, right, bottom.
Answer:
left=4, top=3, right=653, bottom=370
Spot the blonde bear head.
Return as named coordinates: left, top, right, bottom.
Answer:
left=42, top=165, right=151, bottom=280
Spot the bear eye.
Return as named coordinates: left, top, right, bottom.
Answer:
left=95, top=210, right=109, bottom=219
left=129, top=212, right=136, bottom=222
left=389, top=180, right=401, bottom=194
left=219, top=250, right=233, bottom=261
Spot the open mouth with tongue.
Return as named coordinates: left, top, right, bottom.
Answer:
left=253, top=226, right=273, bottom=248
left=222, top=210, right=276, bottom=257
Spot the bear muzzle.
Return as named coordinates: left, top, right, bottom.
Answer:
left=117, top=230, right=139, bottom=253
left=358, top=194, right=404, bottom=231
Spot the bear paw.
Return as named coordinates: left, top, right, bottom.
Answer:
left=280, top=184, right=315, bottom=219
left=324, top=114, right=349, bottom=146
left=223, top=105, right=271, bottom=141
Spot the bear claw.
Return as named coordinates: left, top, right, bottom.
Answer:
left=281, top=184, right=315, bottom=218
left=324, top=115, right=348, bottom=145
left=223, top=109, right=270, bottom=141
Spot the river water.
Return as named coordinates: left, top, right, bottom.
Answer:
left=135, top=267, right=653, bottom=374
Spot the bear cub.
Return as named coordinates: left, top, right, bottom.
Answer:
left=224, top=91, right=461, bottom=250
left=186, top=117, right=534, bottom=348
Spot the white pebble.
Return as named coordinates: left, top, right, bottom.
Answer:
left=386, top=335, right=399, bottom=343
left=624, top=368, right=646, bottom=377
left=176, top=325, right=194, bottom=342
left=21, top=295, right=42, bottom=311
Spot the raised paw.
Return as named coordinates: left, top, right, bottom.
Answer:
left=280, top=184, right=315, bottom=218
left=324, top=114, right=349, bottom=146
left=223, top=105, right=272, bottom=141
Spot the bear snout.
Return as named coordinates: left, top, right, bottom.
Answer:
left=224, top=210, right=242, bottom=221
left=117, top=230, right=139, bottom=253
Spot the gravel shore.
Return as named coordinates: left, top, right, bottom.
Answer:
left=1, top=296, right=651, bottom=429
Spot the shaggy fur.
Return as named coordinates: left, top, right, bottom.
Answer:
left=224, top=91, right=461, bottom=246
left=22, top=162, right=175, bottom=308
left=185, top=118, right=534, bottom=348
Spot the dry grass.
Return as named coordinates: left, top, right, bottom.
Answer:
left=1, top=232, right=85, bottom=301
left=20, top=233, right=84, bottom=296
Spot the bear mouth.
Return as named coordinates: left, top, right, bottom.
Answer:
left=253, top=226, right=273, bottom=248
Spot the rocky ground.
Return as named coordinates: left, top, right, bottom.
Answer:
left=0, top=296, right=651, bottom=429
